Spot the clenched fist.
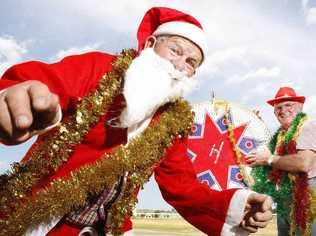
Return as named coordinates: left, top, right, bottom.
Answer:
left=0, top=80, right=61, bottom=144
left=241, top=193, right=273, bottom=233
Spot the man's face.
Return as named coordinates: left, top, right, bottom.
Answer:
left=274, top=101, right=303, bottom=129
left=152, top=36, right=203, bottom=77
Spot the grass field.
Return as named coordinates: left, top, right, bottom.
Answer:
left=132, top=216, right=277, bottom=236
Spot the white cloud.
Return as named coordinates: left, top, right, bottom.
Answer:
left=240, top=82, right=272, bottom=103
left=50, top=43, right=102, bottom=62
left=302, top=0, right=309, bottom=11
left=302, top=0, right=316, bottom=26
left=306, top=7, right=316, bottom=25
left=29, top=0, right=152, bottom=34
left=0, top=36, right=27, bottom=75
left=210, top=47, right=248, bottom=64
left=304, top=95, right=316, bottom=119
left=202, top=47, right=248, bottom=74
left=226, top=67, right=280, bottom=84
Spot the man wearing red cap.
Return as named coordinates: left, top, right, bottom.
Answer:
left=249, top=86, right=316, bottom=235
left=0, top=7, right=272, bottom=236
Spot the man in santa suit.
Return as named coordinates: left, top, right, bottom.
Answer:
left=0, top=7, right=272, bottom=236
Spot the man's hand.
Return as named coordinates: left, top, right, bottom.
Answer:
left=246, top=146, right=272, bottom=167
left=240, top=193, right=273, bottom=233
left=0, top=80, right=60, bottom=144
left=252, top=109, right=263, bottom=121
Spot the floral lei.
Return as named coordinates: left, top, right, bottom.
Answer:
left=0, top=49, right=194, bottom=236
left=252, top=112, right=315, bottom=235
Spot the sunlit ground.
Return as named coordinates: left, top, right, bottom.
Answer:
left=132, top=215, right=277, bottom=236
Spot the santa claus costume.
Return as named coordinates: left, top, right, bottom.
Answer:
left=0, top=7, right=252, bottom=236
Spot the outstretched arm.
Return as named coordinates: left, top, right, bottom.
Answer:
left=0, top=52, right=115, bottom=144
left=155, top=138, right=272, bottom=235
left=0, top=80, right=61, bottom=144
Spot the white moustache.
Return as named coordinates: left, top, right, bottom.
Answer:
left=119, top=48, right=198, bottom=128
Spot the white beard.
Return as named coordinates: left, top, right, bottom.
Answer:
left=119, top=48, right=197, bottom=128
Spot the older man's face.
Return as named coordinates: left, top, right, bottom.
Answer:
left=274, top=101, right=303, bottom=129
left=153, top=36, right=203, bottom=77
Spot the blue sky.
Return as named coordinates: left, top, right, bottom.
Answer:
left=0, top=0, right=316, bottom=210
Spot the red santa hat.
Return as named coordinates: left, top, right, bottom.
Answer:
left=137, top=7, right=207, bottom=60
left=267, top=86, right=305, bottom=106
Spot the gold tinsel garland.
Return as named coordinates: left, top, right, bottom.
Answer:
left=107, top=101, right=194, bottom=235
left=289, top=182, right=313, bottom=236
left=281, top=116, right=312, bottom=236
left=0, top=100, right=193, bottom=236
left=0, top=49, right=137, bottom=215
left=226, top=112, right=255, bottom=187
left=0, top=47, right=194, bottom=235
left=214, top=99, right=254, bottom=187
left=311, top=188, right=316, bottom=219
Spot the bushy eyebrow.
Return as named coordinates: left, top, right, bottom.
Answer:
left=274, top=102, right=297, bottom=110
left=168, top=38, right=202, bottom=63
left=188, top=57, right=199, bottom=66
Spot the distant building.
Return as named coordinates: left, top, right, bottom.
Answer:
left=133, top=209, right=181, bottom=219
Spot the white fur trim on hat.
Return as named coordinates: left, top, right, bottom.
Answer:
left=153, top=21, right=207, bottom=58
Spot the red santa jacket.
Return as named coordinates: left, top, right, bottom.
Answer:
left=0, top=52, right=247, bottom=236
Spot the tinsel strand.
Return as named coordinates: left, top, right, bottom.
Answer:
left=0, top=100, right=193, bottom=235
left=252, top=113, right=315, bottom=234
left=108, top=100, right=194, bottom=235
left=252, top=113, right=307, bottom=216
left=0, top=49, right=137, bottom=216
left=223, top=104, right=254, bottom=187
